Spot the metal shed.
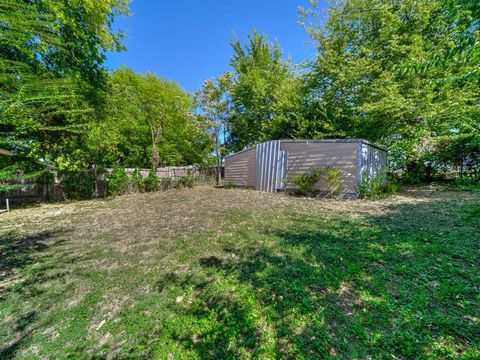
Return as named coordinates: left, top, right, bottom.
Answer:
left=224, top=139, right=387, bottom=197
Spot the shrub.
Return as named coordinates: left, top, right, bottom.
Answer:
left=144, top=169, right=159, bottom=192
left=176, top=175, right=195, bottom=189
left=289, top=167, right=343, bottom=197
left=106, top=167, right=128, bottom=197
left=225, top=180, right=236, bottom=189
left=290, top=168, right=323, bottom=196
left=359, top=171, right=398, bottom=200
left=441, top=175, right=480, bottom=192
left=325, top=168, right=343, bottom=196
left=161, top=177, right=173, bottom=190
left=454, top=173, right=480, bottom=186
left=186, top=176, right=196, bottom=188
left=61, top=170, right=95, bottom=200
left=131, top=168, right=145, bottom=193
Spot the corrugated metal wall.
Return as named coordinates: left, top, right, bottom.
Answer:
left=281, top=141, right=359, bottom=195
left=224, top=140, right=387, bottom=195
left=360, top=144, right=388, bottom=183
left=255, top=141, right=287, bottom=192
left=223, top=147, right=257, bottom=187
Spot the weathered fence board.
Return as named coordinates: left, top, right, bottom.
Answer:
left=1, top=166, right=220, bottom=206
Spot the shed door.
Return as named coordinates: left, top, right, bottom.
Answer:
left=255, top=141, right=287, bottom=193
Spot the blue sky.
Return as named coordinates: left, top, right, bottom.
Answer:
left=106, top=0, right=327, bottom=93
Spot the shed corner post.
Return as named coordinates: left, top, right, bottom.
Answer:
left=255, top=144, right=260, bottom=190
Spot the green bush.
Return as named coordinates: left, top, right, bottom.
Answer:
left=161, top=177, right=173, bottom=190
left=442, top=176, right=480, bottom=192
left=290, top=168, right=323, bottom=196
left=359, top=171, right=398, bottom=200
left=454, top=173, right=480, bottom=186
left=176, top=175, right=195, bottom=189
left=131, top=168, right=145, bottom=193
left=144, top=169, right=159, bottom=192
left=185, top=176, right=195, bottom=188
left=325, top=168, right=343, bottom=196
left=61, top=170, right=95, bottom=200
left=289, top=167, right=343, bottom=196
left=225, top=180, right=236, bottom=189
left=106, top=167, right=129, bottom=197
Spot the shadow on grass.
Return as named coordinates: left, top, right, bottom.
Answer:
left=172, top=193, right=479, bottom=358
left=0, top=229, right=69, bottom=358
left=0, top=230, right=67, bottom=285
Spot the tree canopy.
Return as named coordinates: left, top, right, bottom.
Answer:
left=1, top=0, right=129, bottom=171
left=300, top=0, right=480, bottom=177
left=1, top=1, right=210, bottom=177
left=2, top=0, right=479, bottom=190
left=90, top=67, right=212, bottom=168
left=227, top=31, right=305, bottom=152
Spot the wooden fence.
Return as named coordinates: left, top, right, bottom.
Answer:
left=0, top=166, right=221, bottom=207
left=119, top=166, right=198, bottom=180
left=0, top=176, right=51, bottom=206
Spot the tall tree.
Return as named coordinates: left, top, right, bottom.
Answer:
left=195, top=72, right=232, bottom=183
left=0, top=0, right=129, bottom=171
left=228, top=31, right=304, bottom=152
left=301, top=0, right=480, bottom=174
left=91, top=67, right=211, bottom=168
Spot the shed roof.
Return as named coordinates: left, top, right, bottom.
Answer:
left=225, top=139, right=387, bottom=159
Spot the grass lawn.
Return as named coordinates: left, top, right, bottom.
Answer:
left=0, top=187, right=479, bottom=359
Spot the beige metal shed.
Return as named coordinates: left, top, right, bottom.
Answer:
left=224, top=139, right=387, bottom=197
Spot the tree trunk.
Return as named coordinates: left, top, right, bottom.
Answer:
left=149, top=124, right=163, bottom=169
left=93, top=165, right=98, bottom=198
left=151, top=145, right=160, bottom=169
left=216, top=150, right=221, bottom=186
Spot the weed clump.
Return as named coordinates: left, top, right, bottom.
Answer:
left=289, top=167, right=343, bottom=197
left=106, top=167, right=129, bottom=196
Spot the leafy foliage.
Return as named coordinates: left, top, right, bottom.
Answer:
left=300, top=0, right=480, bottom=178
left=289, top=167, right=343, bottom=196
left=106, top=166, right=128, bottom=196
left=227, top=31, right=305, bottom=152
left=90, top=67, right=212, bottom=168
left=433, top=134, right=480, bottom=179
left=144, top=169, right=160, bottom=192
left=195, top=72, right=232, bottom=171
left=160, top=177, right=173, bottom=190
left=176, top=175, right=196, bottom=189
left=130, top=168, right=145, bottom=193
left=0, top=164, right=43, bottom=192
left=225, top=180, right=236, bottom=189
left=0, top=0, right=129, bottom=169
left=60, top=170, right=95, bottom=200
left=359, top=171, right=398, bottom=200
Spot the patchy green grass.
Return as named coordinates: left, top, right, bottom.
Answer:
left=0, top=187, right=479, bottom=359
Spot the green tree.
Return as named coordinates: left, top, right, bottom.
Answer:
left=301, top=0, right=480, bottom=174
left=227, top=31, right=305, bottom=152
left=91, top=67, right=211, bottom=168
left=0, top=0, right=129, bottom=172
left=195, top=72, right=232, bottom=183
